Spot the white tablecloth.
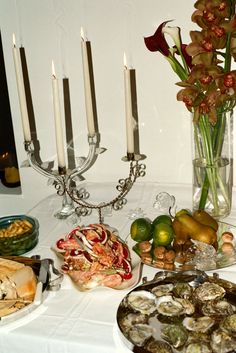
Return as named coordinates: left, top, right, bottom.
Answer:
left=1, top=182, right=236, bottom=353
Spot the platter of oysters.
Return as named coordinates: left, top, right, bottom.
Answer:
left=117, top=270, right=236, bottom=353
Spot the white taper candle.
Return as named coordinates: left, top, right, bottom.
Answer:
left=124, top=53, right=134, bottom=154
left=52, top=61, right=66, bottom=168
left=12, top=33, right=31, bottom=142
left=81, top=27, right=96, bottom=137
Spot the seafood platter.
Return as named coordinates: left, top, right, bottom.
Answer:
left=53, top=223, right=141, bottom=291
left=117, top=270, right=236, bottom=353
left=0, top=256, right=63, bottom=325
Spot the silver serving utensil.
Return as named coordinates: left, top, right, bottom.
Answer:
left=34, top=259, right=49, bottom=305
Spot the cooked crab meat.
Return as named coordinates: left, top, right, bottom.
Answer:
left=183, top=316, right=215, bottom=333
left=193, top=282, right=225, bottom=302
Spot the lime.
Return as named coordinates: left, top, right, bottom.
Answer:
left=152, top=215, right=172, bottom=227
left=152, top=223, right=174, bottom=247
left=130, top=218, right=152, bottom=242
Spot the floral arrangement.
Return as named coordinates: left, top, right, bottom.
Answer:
left=144, top=0, right=236, bottom=218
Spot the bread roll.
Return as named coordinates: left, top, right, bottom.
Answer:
left=0, top=258, right=25, bottom=276
left=9, top=266, right=37, bottom=300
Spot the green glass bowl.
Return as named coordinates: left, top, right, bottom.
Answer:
left=0, top=215, right=39, bottom=256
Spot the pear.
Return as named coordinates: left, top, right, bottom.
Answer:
left=192, top=210, right=218, bottom=231
left=175, top=213, right=217, bottom=246
left=172, top=218, right=190, bottom=245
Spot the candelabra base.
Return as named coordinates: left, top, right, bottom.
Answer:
left=54, top=203, right=75, bottom=219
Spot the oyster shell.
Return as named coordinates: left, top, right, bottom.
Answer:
left=187, top=331, right=210, bottom=344
left=173, top=282, right=192, bottom=299
left=156, top=295, right=184, bottom=316
left=144, top=338, right=173, bottom=353
left=151, top=284, right=174, bottom=297
left=128, top=323, right=153, bottom=346
left=193, top=282, right=225, bottom=302
left=185, top=342, right=212, bottom=353
left=220, top=313, right=236, bottom=335
left=127, top=290, right=156, bottom=315
left=211, top=328, right=236, bottom=353
left=183, top=316, right=215, bottom=333
left=202, top=299, right=235, bottom=317
left=119, top=312, right=148, bottom=332
left=161, top=324, right=188, bottom=348
left=175, top=298, right=195, bottom=315
left=156, top=295, right=195, bottom=316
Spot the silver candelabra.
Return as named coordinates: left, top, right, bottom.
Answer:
left=24, top=134, right=146, bottom=222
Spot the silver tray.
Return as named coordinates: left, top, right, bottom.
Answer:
left=117, top=270, right=236, bottom=353
left=0, top=256, right=63, bottom=325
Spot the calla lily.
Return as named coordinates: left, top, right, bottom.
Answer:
left=144, top=21, right=191, bottom=79
left=144, top=21, right=171, bottom=56
left=162, top=25, right=182, bottom=52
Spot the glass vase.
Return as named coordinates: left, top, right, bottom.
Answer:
left=192, top=109, right=233, bottom=219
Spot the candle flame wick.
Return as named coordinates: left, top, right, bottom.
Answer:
left=51, top=60, right=56, bottom=77
left=13, top=33, right=16, bottom=46
left=123, top=52, right=128, bottom=68
left=80, top=27, right=86, bottom=41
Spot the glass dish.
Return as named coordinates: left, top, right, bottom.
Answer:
left=0, top=215, right=39, bottom=256
left=53, top=223, right=142, bottom=291
left=129, top=221, right=236, bottom=272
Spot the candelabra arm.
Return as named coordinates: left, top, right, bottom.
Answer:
left=24, top=141, right=61, bottom=183
left=68, top=133, right=104, bottom=182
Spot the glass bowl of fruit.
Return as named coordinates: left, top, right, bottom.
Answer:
left=130, top=210, right=236, bottom=271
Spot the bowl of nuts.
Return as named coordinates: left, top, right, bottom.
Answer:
left=0, top=215, right=39, bottom=256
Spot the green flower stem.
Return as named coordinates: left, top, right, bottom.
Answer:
left=198, top=116, right=219, bottom=214
left=166, top=56, right=188, bottom=81
left=196, top=111, right=231, bottom=215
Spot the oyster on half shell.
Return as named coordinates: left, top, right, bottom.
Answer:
left=156, top=295, right=194, bottom=316
left=202, top=300, right=235, bottom=317
left=211, top=328, right=236, bottom=353
left=126, top=290, right=156, bottom=315
left=173, top=282, right=192, bottom=299
left=156, top=295, right=183, bottom=316
left=119, top=312, right=148, bottom=332
left=193, top=282, right=225, bottom=302
left=161, top=324, right=188, bottom=348
left=185, top=342, right=212, bottom=353
left=144, top=338, right=173, bottom=353
left=128, top=323, right=153, bottom=346
left=220, top=313, right=236, bottom=335
left=183, top=316, right=215, bottom=333
left=151, top=284, right=174, bottom=297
